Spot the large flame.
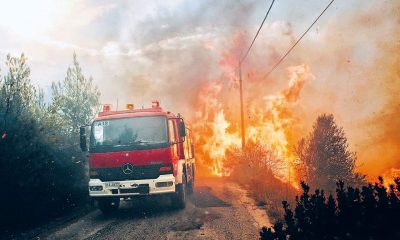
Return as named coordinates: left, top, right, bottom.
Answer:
left=192, top=44, right=314, bottom=184
left=186, top=1, right=400, bottom=184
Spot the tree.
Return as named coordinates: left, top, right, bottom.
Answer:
left=51, top=52, right=100, bottom=135
left=295, top=114, right=363, bottom=192
left=0, top=53, right=92, bottom=231
left=0, top=54, right=34, bottom=131
left=0, top=54, right=57, bottom=228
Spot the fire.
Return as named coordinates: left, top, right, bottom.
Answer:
left=380, top=168, right=400, bottom=189
left=203, top=110, right=241, bottom=176
left=192, top=46, right=314, bottom=185
left=245, top=64, right=314, bottom=181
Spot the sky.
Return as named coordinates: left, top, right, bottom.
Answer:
left=0, top=0, right=398, bottom=178
left=0, top=0, right=360, bottom=104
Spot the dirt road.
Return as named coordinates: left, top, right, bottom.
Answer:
left=25, top=178, right=271, bottom=240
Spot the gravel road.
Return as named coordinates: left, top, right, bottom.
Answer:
left=21, top=178, right=271, bottom=240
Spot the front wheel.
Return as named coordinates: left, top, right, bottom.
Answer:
left=172, top=176, right=187, bottom=209
left=98, top=198, right=120, bottom=214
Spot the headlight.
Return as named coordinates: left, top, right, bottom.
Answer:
left=89, top=186, right=103, bottom=191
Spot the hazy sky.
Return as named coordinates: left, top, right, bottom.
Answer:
left=0, top=0, right=366, bottom=104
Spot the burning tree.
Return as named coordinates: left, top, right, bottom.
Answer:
left=295, top=114, right=364, bottom=192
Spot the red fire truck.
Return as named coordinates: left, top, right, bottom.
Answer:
left=79, top=101, right=195, bottom=213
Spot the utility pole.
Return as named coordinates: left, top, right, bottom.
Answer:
left=238, top=63, right=245, bottom=149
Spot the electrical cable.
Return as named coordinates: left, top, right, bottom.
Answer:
left=254, top=0, right=335, bottom=86
left=240, top=0, right=275, bottom=66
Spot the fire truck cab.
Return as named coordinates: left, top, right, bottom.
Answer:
left=79, top=101, right=195, bottom=213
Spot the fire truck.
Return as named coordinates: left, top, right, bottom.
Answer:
left=79, top=101, right=195, bottom=213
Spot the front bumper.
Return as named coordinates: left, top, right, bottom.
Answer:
left=89, top=174, right=176, bottom=197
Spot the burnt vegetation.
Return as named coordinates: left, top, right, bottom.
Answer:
left=0, top=53, right=99, bottom=232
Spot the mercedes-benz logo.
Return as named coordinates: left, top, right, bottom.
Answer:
left=122, top=163, right=134, bottom=175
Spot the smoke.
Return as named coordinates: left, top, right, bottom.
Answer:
left=83, top=0, right=399, bottom=179
left=288, top=1, right=400, bottom=178
left=358, top=45, right=400, bottom=176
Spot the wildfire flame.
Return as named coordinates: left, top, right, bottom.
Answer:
left=189, top=1, right=400, bottom=184
left=192, top=54, right=314, bottom=184
left=380, top=168, right=400, bottom=189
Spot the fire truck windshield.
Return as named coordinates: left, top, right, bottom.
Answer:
left=89, top=116, right=168, bottom=152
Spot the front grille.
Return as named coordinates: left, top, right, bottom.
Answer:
left=92, top=164, right=169, bottom=181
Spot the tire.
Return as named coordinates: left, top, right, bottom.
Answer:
left=98, top=198, right=120, bottom=214
left=187, top=177, right=194, bottom=195
left=172, top=176, right=187, bottom=209
left=187, top=165, right=195, bottom=195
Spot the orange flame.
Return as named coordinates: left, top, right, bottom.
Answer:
left=192, top=47, right=313, bottom=186
left=380, top=168, right=400, bottom=189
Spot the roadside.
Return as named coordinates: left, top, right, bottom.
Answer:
left=1, top=203, right=95, bottom=240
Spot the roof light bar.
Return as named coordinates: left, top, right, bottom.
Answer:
left=126, top=103, right=134, bottom=110
left=152, top=100, right=160, bottom=108
left=103, top=104, right=112, bottom=112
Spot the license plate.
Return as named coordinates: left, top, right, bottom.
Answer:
left=105, top=182, right=120, bottom=188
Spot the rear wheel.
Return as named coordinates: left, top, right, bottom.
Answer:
left=98, top=198, right=120, bottom=214
left=187, top=176, right=194, bottom=195
left=172, top=176, right=187, bottom=209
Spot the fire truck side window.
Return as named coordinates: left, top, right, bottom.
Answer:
left=168, top=120, right=176, bottom=143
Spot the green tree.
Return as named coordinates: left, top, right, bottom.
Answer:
left=51, top=52, right=100, bottom=135
left=0, top=54, right=55, bottom=228
left=0, top=54, right=89, bottom=230
left=0, top=54, right=34, bottom=130
left=295, top=114, right=363, bottom=192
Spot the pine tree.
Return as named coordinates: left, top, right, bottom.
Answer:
left=0, top=53, right=94, bottom=229
left=51, top=52, right=100, bottom=135
left=295, top=114, right=362, bottom=192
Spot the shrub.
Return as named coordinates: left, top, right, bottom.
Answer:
left=260, top=177, right=400, bottom=240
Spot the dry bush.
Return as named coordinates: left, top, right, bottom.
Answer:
left=226, top=141, right=298, bottom=222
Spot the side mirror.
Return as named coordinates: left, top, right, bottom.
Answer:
left=178, top=121, right=186, bottom=137
left=80, top=126, right=87, bottom=152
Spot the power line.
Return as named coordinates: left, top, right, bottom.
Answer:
left=255, top=0, right=335, bottom=85
left=240, top=0, right=275, bottom=66
left=237, top=0, right=275, bottom=149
